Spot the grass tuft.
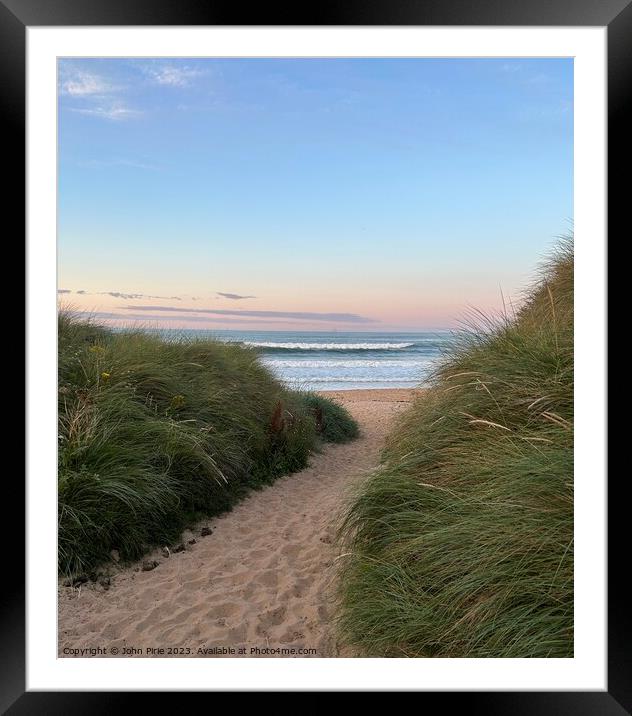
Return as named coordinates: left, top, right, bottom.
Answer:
left=301, top=393, right=361, bottom=444
left=337, top=238, right=574, bottom=657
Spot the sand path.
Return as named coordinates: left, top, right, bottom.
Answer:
left=58, top=389, right=414, bottom=658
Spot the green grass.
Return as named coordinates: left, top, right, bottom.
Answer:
left=301, top=393, right=360, bottom=444
left=337, top=239, right=573, bottom=657
left=58, top=313, right=358, bottom=577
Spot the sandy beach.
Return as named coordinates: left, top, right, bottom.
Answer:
left=58, top=388, right=418, bottom=658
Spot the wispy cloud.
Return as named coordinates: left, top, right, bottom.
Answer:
left=121, top=305, right=376, bottom=324
left=501, top=63, right=523, bottom=74
left=63, top=289, right=182, bottom=300
left=217, top=292, right=257, bottom=300
left=72, top=104, right=142, bottom=121
left=142, top=63, right=205, bottom=88
left=60, top=69, right=116, bottom=97
left=101, top=291, right=182, bottom=300
left=85, top=311, right=299, bottom=326
left=60, top=64, right=140, bottom=121
left=60, top=60, right=207, bottom=122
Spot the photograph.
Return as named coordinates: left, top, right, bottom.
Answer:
left=2, top=1, right=618, bottom=701
left=56, top=56, right=575, bottom=660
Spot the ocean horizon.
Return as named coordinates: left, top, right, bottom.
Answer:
left=151, top=329, right=455, bottom=391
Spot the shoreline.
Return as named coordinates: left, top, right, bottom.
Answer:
left=318, top=387, right=423, bottom=403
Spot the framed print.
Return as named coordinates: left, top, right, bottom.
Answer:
left=5, top=0, right=622, bottom=708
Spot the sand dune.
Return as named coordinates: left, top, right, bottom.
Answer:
left=58, top=389, right=415, bottom=658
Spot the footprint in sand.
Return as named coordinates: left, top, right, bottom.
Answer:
left=258, top=605, right=287, bottom=630
left=257, top=569, right=278, bottom=588
left=205, top=602, right=243, bottom=619
left=281, top=543, right=302, bottom=560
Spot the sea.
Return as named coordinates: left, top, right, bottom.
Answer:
left=170, top=330, right=455, bottom=391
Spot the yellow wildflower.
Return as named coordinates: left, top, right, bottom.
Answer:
left=170, top=394, right=186, bottom=409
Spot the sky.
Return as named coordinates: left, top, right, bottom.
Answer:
left=58, top=58, right=573, bottom=331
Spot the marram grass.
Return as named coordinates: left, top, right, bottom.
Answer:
left=337, top=240, right=573, bottom=657
left=58, top=313, right=358, bottom=576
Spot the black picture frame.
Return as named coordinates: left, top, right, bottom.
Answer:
left=7, top=0, right=619, bottom=709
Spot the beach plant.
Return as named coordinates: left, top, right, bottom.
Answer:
left=58, top=314, right=358, bottom=576
left=302, top=392, right=360, bottom=444
left=337, top=239, right=574, bottom=657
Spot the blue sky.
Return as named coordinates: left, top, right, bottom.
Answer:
left=58, top=58, right=573, bottom=330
